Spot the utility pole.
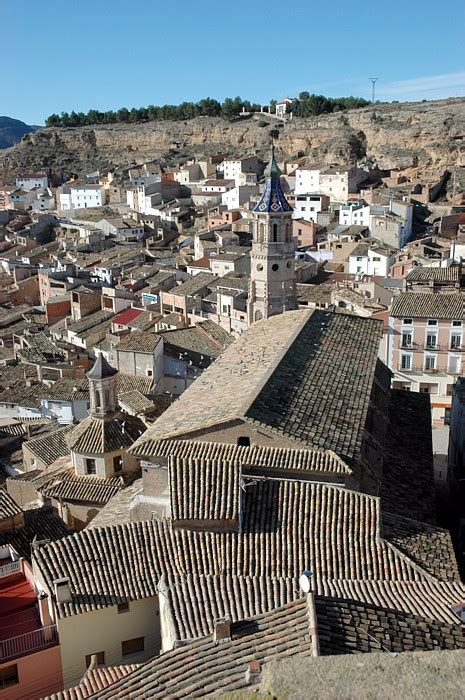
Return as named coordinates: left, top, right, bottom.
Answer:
left=369, top=78, right=379, bottom=104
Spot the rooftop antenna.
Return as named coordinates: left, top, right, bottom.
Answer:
left=369, top=78, right=379, bottom=104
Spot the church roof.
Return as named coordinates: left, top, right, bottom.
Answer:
left=87, top=353, right=118, bottom=380
left=66, top=412, right=146, bottom=454
left=253, top=145, right=293, bottom=214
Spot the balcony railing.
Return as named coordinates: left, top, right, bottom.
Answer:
left=0, top=625, right=58, bottom=661
left=400, top=342, right=464, bottom=352
left=0, top=560, right=21, bottom=578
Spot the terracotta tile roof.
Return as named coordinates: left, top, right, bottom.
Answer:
left=42, top=474, right=124, bottom=504
left=144, top=439, right=352, bottom=476
left=130, top=310, right=314, bottom=448
left=33, top=480, right=431, bottom=619
left=314, top=595, right=465, bottom=655
left=169, top=457, right=241, bottom=527
left=406, top=265, right=461, bottom=283
left=66, top=413, right=146, bottom=454
left=116, top=373, right=154, bottom=395
left=43, top=378, right=89, bottom=402
left=381, top=390, right=436, bottom=524
left=131, top=310, right=383, bottom=471
left=162, top=573, right=299, bottom=640
left=170, top=272, right=218, bottom=297
left=23, top=425, right=75, bottom=467
left=92, top=598, right=315, bottom=699
left=117, top=390, right=156, bottom=415
left=91, top=595, right=465, bottom=698
left=44, top=664, right=140, bottom=700
left=66, top=309, right=115, bottom=335
left=0, top=488, right=22, bottom=520
left=390, top=292, right=465, bottom=319
left=312, top=577, right=465, bottom=626
left=160, top=325, right=229, bottom=368
left=0, top=506, right=71, bottom=561
left=382, top=512, right=460, bottom=582
left=86, top=479, right=142, bottom=530
left=114, top=331, right=161, bottom=353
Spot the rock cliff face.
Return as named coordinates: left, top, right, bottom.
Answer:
left=1, top=98, right=464, bottom=176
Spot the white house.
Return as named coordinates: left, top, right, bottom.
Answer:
left=319, top=166, right=367, bottom=203
left=348, top=239, right=397, bottom=277
left=16, top=173, right=49, bottom=190
left=32, top=188, right=56, bottom=213
left=294, top=168, right=321, bottom=195
left=292, top=194, right=329, bottom=223
left=58, top=184, right=105, bottom=210
left=221, top=185, right=259, bottom=210
left=222, top=157, right=261, bottom=187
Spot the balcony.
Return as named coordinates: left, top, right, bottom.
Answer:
left=399, top=341, right=464, bottom=352
left=0, top=624, right=58, bottom=662
left=0, top=560, right=21, bottom=579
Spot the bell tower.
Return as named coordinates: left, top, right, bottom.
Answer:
left=247, top=145, right=297, bottom=325
left=87, top=353, right=119, bottom=417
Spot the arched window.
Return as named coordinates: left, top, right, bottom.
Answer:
left=272, top=223, right=278, bottom=242
left=259, top=223, right=265, bottom=241
left=254, top=310, right=263, bottom=322
left=95, top=391, right=101, bottom=409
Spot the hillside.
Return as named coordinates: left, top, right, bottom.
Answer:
left=0, top=116, right=37, bottom=149
left=1, top=98, right=464, bottom=177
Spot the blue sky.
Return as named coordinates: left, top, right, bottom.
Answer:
left=5, top=0, right=465, bottom=124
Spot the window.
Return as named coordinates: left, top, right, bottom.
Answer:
left=444, top=407, right=451, bottom=425
left=426, top=333, right=437, bottom=349
left=85, top=458, right=96, bottom=475
left=402, top=318, right=412, bottom=325
left=272, top=223, right=278, bottom=242
left=425, top=355, right=436, bottom=371
left=400, top=354, right=412, bottom=370
left=118, top=602, right=130, bottom=613
left=427, top=319, right=437, bottom=326
left=451, top=334, right=462, bottom=349
left=449, top=356, right=461, bottom=374
left=452, top=320, right=462, bottom=327
left=0, top=664, right=18, bottom=688
left=401, top=332, right=412, bottom=348
left=85, top=651, right=105, bottom=667
left=146, top=369, right=153, bottom=377
left=272, top=263, right=279, bottom=271
left=113, top=455, right=123, bottom=473
left=122, top=637, right=144, bottom=657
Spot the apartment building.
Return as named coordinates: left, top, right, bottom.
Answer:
left=388, top=292, right=464, bottom=423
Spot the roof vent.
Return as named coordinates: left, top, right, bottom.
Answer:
left=54, top=577, right=72, bottom=604
left=299, top=570, right=314, bottom=593
left=213, top=617, right=231, bottom=644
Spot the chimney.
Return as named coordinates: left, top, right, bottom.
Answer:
left=54, top=577, right=72, bottom=604
left=245, top=659, right=261, bottom=685
left=213, top=617, right=231, bottom=644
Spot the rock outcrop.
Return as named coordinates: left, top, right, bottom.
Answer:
left=1, top=98, right=464, bottom=176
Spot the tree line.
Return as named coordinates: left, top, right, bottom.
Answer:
left=45, top=93, right=370, bottom=128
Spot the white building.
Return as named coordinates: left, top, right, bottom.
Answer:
left=292, top=194, right=329, bottom=223
left=294, top=168, right=321, bottom=195
left=222, top=157, right=261, bottom=187
left=16, top=173, right=49, bottom=190
left=221, top=185, right=259, bottom=210
left=58, top=184, right=105, bottom=210
left=348, top=239, right=397, bottom=277
left=32, top=188, right=56, bottom=213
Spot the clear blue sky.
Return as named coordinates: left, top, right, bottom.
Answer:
left=5, top=0, right=465, bottom=125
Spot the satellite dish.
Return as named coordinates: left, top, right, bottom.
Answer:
left=299, top=571, right=313, bottom=593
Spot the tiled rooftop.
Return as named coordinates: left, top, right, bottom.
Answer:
left=113, top=331, right=161, bottom=353
left=390, top=292, right=464, bottom=319
left=33, top=479, right=436, bottom=619
left=169, top=457, right=241, bottom=526
left=66, top=412, right=146, bottom=454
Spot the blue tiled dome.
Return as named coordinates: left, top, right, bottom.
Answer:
left=253, top=145, right=293, bottom=214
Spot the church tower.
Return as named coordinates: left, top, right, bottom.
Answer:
left=247, top=145, right=297, bottom=325
left=87, top=353, right=118, bottom=417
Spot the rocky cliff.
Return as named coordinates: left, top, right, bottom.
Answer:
left=1, top=98, right=464, bottom=177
